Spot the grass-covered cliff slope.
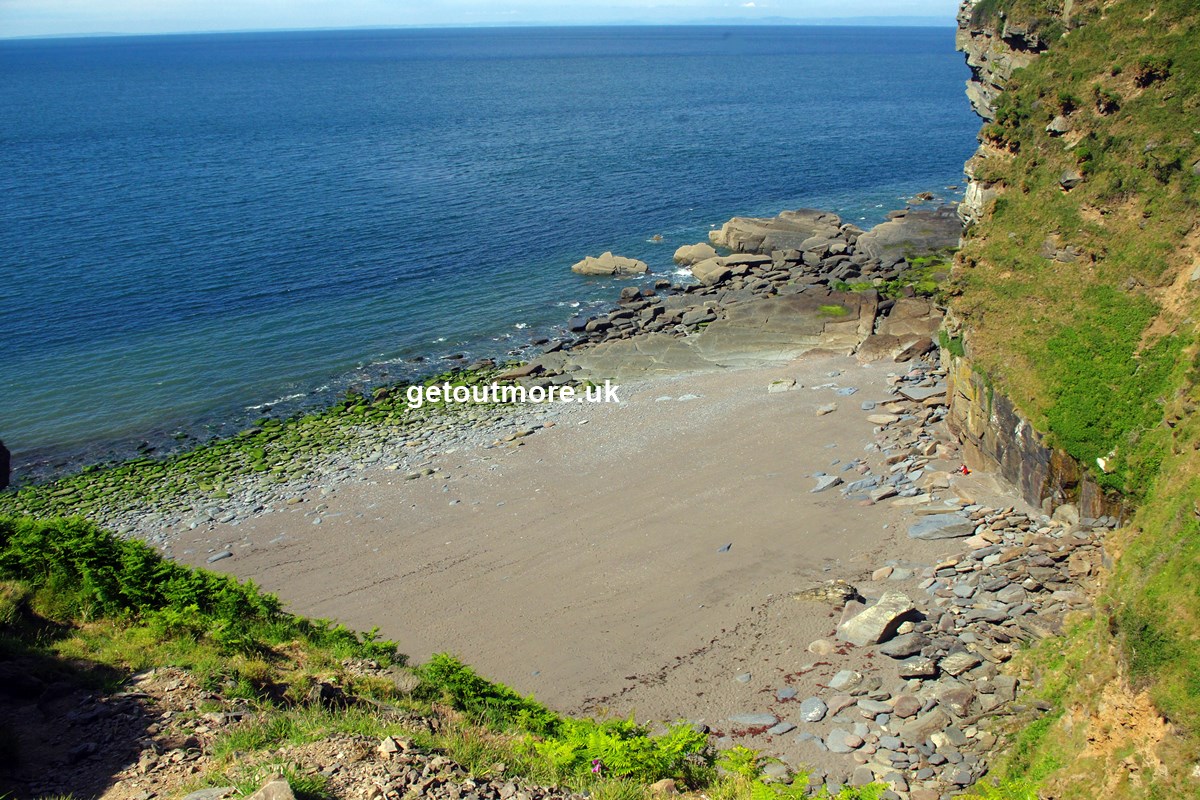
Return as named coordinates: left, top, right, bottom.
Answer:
left=951, top=0, right=1200, bottom=796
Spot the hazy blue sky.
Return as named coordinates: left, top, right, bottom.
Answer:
left=1, top=0, right=960, bottom=37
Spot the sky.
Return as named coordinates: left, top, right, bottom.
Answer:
left=0, top=0, right=960, bottom=38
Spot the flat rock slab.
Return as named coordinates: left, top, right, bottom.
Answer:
left=811, top=474, right=842, bottom=493
left=899, top=708, right=951, bottom=744
left=908, top=513, right=976, bottom=540
left=567, top=333, right=716, bottom=381
left=837, top=591, right=915, bottom=646
left=828, top=669, right=864, bottom=691
left=898, top=384, right=947, bottom=402
left=855, top=207, right=962, bottom=262
left=940, top=652, right=983, bottom=676
left=898, top=656, right=938, bottom=678
left=694, top=292, right=873, bottom=365
left=182, top=790, right=235, bottom=800
left=567, top=290, right=879, bottom=379
left=728, top=713, right=779, bottom=727
left=825, top=728, right=864, bottom=753
left=879, top=632, right=929, bottom=659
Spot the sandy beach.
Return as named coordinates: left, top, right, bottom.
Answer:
left=171, top=352, right=1029, bottom=772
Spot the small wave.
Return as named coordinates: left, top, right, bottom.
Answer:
left=514, top=322, right=528, bottom=329
left=244, top=392, right=306, bottom=411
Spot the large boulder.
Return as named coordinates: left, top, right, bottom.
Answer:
left=691, top=257, right=732, bottom=287
left=837, top=590, right=916, bottom=646
left=571, top=251, right=648, bottom=277
left=855, top=206, right=963, bottom=263
left=673, top=242, right=718, bottom=266
left=709, top=209, right=843, bottom=254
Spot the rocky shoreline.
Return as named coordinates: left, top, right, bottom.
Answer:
left=0, top=199, right=963, bottom=544
left=684, top=356, right=1112, bottom=798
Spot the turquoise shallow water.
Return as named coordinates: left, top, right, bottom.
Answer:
left=0, top=25, right=978, bottom=477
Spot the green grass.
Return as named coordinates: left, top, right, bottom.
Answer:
left=954, top=0, right=1199, bottom=499
left=833, top=252, right=953, bottom=301
left=0, top=515, right=397, bottom=667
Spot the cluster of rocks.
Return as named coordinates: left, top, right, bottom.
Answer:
left=179, top=739, right=588, bottom=800
left=810, top=363, right=957, bottom=505
left=775, top=507, right=1105, bottom=800
left=549, top=207, right=959, bottom=354
left=712, top=356, right=1111, bottom=799
left=492, top=207, right=958, bottom=387
left=7, top=661, right=590, bottom=800
left=707, top=206, right=961, bottom=274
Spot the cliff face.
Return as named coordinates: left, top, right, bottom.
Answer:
left=955, top=1, right=1062, bottom=223
left=945, top=0, right=1200, bottom=795
left=955, top=0, right=1052, bottom=121
left=950, top=0, right=1087, bottom=509
left=945, top=354, right=1123, bottom=518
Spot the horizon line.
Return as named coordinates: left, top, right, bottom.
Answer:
left=0, top=17, right=957, bottom=42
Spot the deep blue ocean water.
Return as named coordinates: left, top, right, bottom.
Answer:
left=0, top=26, right=979, bottom=477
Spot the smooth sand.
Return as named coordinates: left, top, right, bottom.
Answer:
left=172, top=354, right=1024, bottom=765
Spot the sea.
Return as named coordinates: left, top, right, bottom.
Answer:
left=0, top=25, right=980, bottom=480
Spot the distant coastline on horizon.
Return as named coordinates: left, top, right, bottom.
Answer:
left=0, top=17, right=960, bottom=41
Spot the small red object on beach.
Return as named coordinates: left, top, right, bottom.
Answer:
left=959, top=464, right=971, bottom=475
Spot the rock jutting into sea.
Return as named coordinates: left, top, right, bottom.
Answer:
left=570, top=251, right=649, bottom=276
left=537, top=205, right=960, bottom=383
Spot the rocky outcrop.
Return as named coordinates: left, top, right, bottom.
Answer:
left=944, top=355, right=1124, bottom=520
left=955, top=1, right=1048, bottom=121
left=673, top=242, right=717, bottom=266
left=570, top=251, right=648, bottom=277
left=708, top=208, right=843, bottom=254
left=855, top=207, right=962, bottom=264
left=955, top=0, right=1068, bottom=225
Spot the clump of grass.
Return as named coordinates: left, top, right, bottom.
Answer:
left=0, top=515, right=397, bottom=665
left=419, top=654, right=712, bottom=786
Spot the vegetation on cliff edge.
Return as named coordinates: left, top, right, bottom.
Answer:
left=950, top=0, right=1200, bottom=796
